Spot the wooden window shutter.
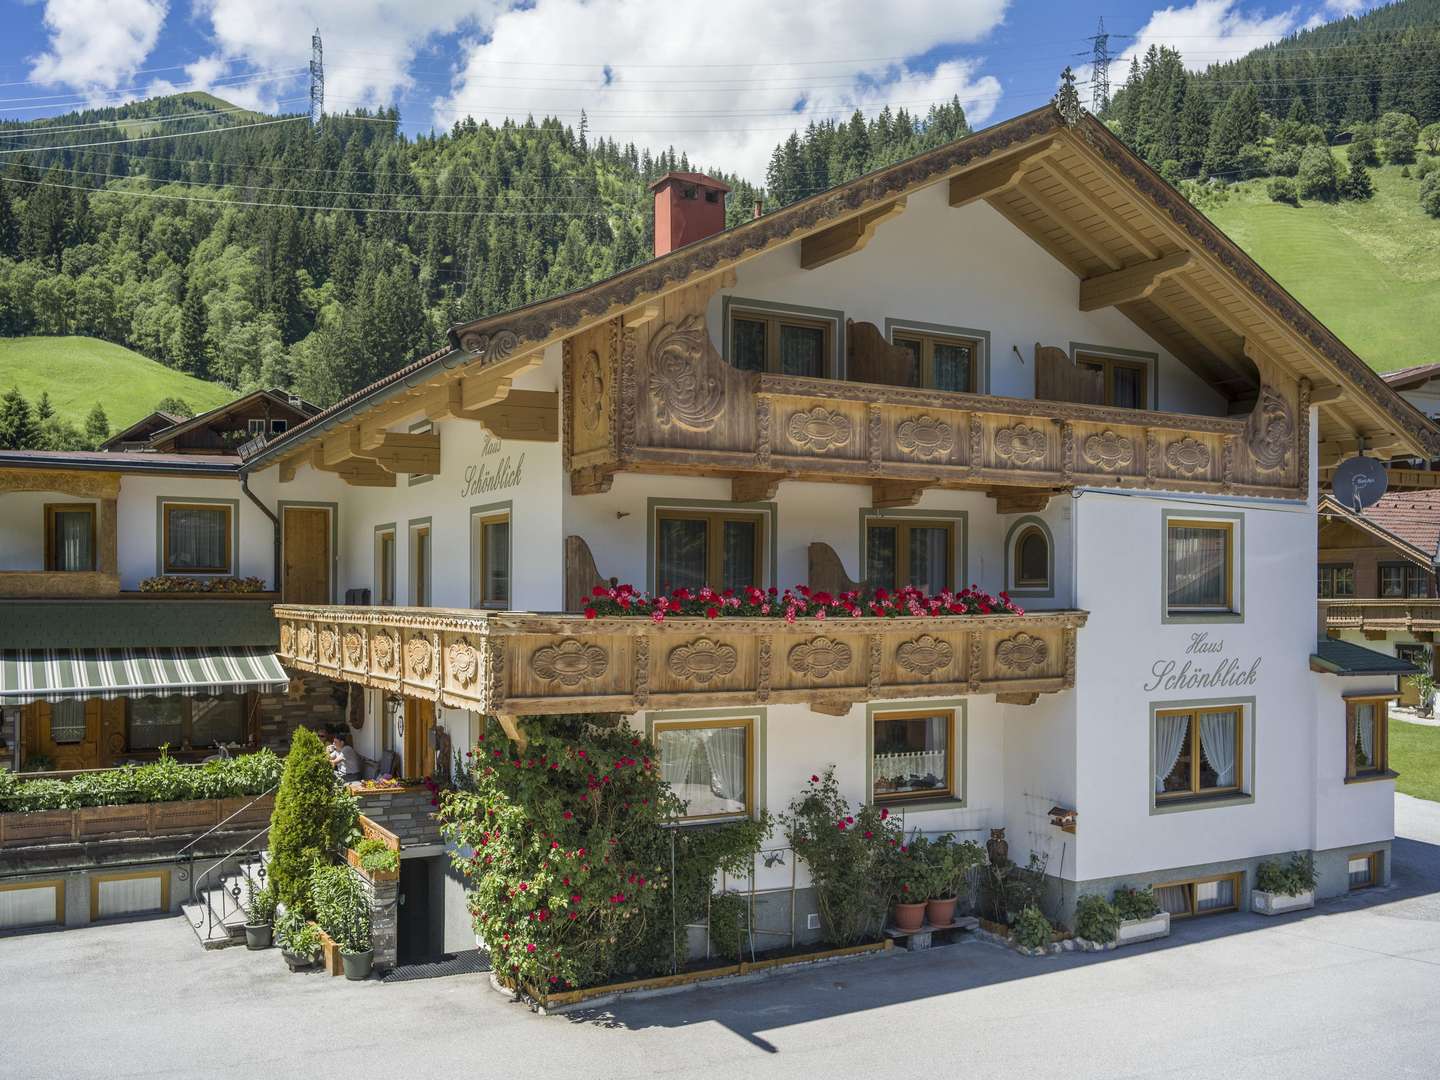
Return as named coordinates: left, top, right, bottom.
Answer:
left=1035, top=343, right=1104, bottom=405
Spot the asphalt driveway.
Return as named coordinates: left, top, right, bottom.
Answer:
left=5, top=796, right=1440, bottom=1080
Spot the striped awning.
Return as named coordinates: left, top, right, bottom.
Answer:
left=0, top=647, right=289, bottom=705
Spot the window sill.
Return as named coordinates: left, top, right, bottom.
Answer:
left=1162, top=610, right=1242, bottom=625
left=874, top=795, right=965, bottom=813
left=1344, top=770, right=1399, bottom=785
left=1150, top=791, right=1253, bottom=814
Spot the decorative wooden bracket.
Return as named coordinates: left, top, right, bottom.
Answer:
left=467, top=390, right=559, bottom=442
left=996, top=692, right=1040, bottom=706
left=809, top=697, right=858, bottom=717
left=988, top=488, right=1056, bottom=515
left=570, top=465, right=615, bottom=496
left=1362, top=629, right=1388, bottom=641
left=1078, top=251, right=1191, bottom=311
left=732, top=472, right=786, bottom=503
left=354, top=431, right=441, bottom=475
left=871, top=480, right=929, bottom=509
left=310, top=450, right=396, bottom=487
left=496, top=713, right=529, bottom=752
left=947, top=142, right=1055, bottom=207
left=800, top=199, right=906, bottom=270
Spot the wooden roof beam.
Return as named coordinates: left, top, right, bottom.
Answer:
left=464, top=390, right=559, bottom=442
left=1013, top=177, right=1123, bottom=271
left=947, top=142, right=1056, bottom=207
left=1041, top=157, right=1161, bottom=260
left=800, top=198, right=906, bottom=270
left=309, top=449, right=396, bottom=487
left=1079, top=251, right=1192, bottom=311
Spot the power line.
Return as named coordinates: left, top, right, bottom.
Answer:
left=0, top=100, right=304, bottom=138
left=0, top=115, right=314, bottom=155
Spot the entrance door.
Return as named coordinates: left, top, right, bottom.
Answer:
left=283, top=507, right=331, bottom=604
left=397, top=857, right=434, bottom=965
left=403, top=699, right=435, bottom=779
left=1396, top=643, right=1431, bottom=707
left=29, top=699, right=101, bottom=770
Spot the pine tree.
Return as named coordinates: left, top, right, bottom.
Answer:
left=266, top=726, right=347, bottom=912
left=83, top=402, right=109, bottom=445
left=1341, top=161, right=1375, bottom=200
left=34, top=391, right=54, bottom=421
left=1177, top=80, right=1211, bottom=177
left=0, top=386, right=39, bottom=450
left=177, top=282, right=209, bottom=377
left=0, top=180, right=19, bottom=258
left=20, top=168, right=74, bottom=272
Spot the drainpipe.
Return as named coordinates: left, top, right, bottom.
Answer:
left=241, top=472, right=282, bottom=593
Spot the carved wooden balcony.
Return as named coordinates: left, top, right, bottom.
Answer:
left=1320, top=599, right=1440, bottom=637
left=563, top=300, right=1309, bottom=504
left=274, top=604, right=1087, bottom=718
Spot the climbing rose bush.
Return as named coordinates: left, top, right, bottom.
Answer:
left=585, top=583, right=1023, bottom=622
left=438, top=715, right=766, bottom=994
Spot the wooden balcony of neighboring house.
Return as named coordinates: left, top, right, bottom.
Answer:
left=1320, top=598, right=1440, bottom=640
left=562, top=281, right=1310, bottom=510
left=273, top=602, right=1087, bottom=736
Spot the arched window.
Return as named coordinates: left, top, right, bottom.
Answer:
left=1013, top=524, right=1050, bottom=591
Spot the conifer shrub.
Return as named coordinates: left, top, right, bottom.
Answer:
left=438, top=715, right=767, bottom=994
left=266, top=727, right=356, bottom=912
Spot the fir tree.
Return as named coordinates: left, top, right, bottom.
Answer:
left=177, top=282, right=209, bottom=377
left=83, top=402, right=109, bottom=445
left=0, top=180, right=19, bottom=258
left=1341, top=161, right=1375, bottom=200
left=34, top=391, right=54, bottom=421
left=0, top=386, right=39, bottom=450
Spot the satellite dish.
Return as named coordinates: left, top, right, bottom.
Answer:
left=1332, top=456, right=1388, bottom=511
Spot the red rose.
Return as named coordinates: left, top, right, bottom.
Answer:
left=584, top=608, right=597, bottom=620
left=810, top=774, right=819, bottom=782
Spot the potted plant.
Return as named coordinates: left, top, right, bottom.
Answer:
left=1252, top=852, right=1317, bottom=915
left=275, top=910, right=322, bottom=971
left=244, top=879, right=278, bottom=950
left=313, top=863, right=374, bottom=980
left=887, top=837, right=928, bottom=932
left=922, top=835, right=985, bottom=927
left=1112, top=886, right=1170, bottom=944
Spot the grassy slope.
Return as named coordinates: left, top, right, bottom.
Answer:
left=0, top=336, right=233, bottom=431
left=1204, top=158, right=1440, bottom=372
left=1391, top=719, right=1440, bottom=802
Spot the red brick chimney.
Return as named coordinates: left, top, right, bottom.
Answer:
left=649, top=172, right=730, bottom=257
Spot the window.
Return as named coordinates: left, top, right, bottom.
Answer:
left=730, top=309, right=832, bottom=377
left=162, top=502, right=232, bottom=574
left=472, top=509, right=511, bottom=608
left=1318, top=564, right=1355, bottom=599
left=890, top=330, right=978, bottom=393
left=1154, top=705, right=1243, bottom=800
left=1347, top=851, right=1380, bottom=889
left=48, top=699, right=87, bottom=744
left=410, top=522, right=431, bottom=605
left=247, top=418, right=266, bottom=436
left=655, top=510, right=763, bottom=593
left=1076, top=352, right=1148, bottom=409
left=872, top=709, right=955, bottom=801
left=1011, top=524, right=1050, bottom=592
left=270, top=419, right=288, bottom=434
left=44, top=503, right=95, bottom=572
left=866, top=517, right=955, bottom=594
left=376, top=528, right=396, bottom=606
left=1166, top=519, right=1235, bottom=616
left=1379, top=562, right=1430, bottom=598
left=1346, top=696, right=1391, bottom=779
left=407, top=419, right=434, bottom=486
left=1153, top=873, right=1242, bottom=918
left=126, top=694, right=247, bottom=752
left=654, top=718, right=753, bottom=821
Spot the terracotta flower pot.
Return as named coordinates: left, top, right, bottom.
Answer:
left=892, top=901, right=926, bottom=932
left=926, top=897, right=958, bottom=927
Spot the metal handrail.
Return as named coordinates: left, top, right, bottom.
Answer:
left=174, top=782, right=278, bottom=858
left=187, top=825, right=271, bottom=944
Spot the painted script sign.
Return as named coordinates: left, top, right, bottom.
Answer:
left=460, top=451, right=525, bottom=499
left=1144, top=632, right=1261, bottom=692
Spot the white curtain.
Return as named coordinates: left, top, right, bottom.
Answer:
left=659, top=732, right=701, bottom=789
left=1154, top=713, right=1189, bottom=793
left=1356, top=703, right=1375, bottom=765
left=703, top=728, right=747, bottom=805
left=908, top=527, right=951, bottom=593
left=169, top=507, right=227, bottom=570
left=1168, top=526, right=1227, bottom=608
left=1198, top=710, right=1237, bottom=787
left=55, top=510, right=92, bottom=571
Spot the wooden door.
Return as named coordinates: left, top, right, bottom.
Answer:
left=283, top=507, right=331, bottom=604
left=403, top=699, right=435, bottom=779
left=29, top=699, right=102, bottom=770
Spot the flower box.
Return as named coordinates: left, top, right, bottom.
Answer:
left=317, top=927, right=344, bottom=976
left=346, top=845, right=399, bottom=884
left=0, top=808, right=74, bottom=846
left=1251, top=889, right=1314, bottom=916
left=1116, top=911, right=1170, bottom=945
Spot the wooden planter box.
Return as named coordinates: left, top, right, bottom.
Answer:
left=0, top=793, right=275, bottom=848
left=317, top=928, right=344, bottom=976
left=0, top=808, right=74, bottom=846
left=346, top=845, right=399, bottom=884
left=219, top=794, right=275, bottom=830
left=1251, top=889, right=1314, bottom=916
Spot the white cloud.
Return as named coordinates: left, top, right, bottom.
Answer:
left=1113, top=1, right=1301, bottom=74
left=433, top=0, right=1010, bottom=181
left=1323, top=0, right=1369, bottom=15
left=28, top=0, right=168, bottom=98
left=191, top=0, right=500, bottom=114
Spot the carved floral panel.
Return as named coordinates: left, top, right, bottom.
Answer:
left=993, top=423, right=1049, bottom=466
left=786, top=407, right=853, bottom=453
left=1164, top=436, right=1211, bottom=476
left=1082, top=429, right=1135, bottom=472
left=895, top=415, right=955, bottom=461
left=995, top=632, right=1049, bottom=674
left=647, top=315, right=725, bottom=432
left=788, top=636, right=853, bottom=679
left=895, top=634, right=955, bottom=677
left=666, top=638, right=739, bottom=684
left=531, top=638, right=610, bottom=687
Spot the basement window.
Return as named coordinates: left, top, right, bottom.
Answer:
left=1153, top=872, right=1242, bottom=918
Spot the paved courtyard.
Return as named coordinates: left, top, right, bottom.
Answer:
left=6, top=796, right=1440, bottom=1080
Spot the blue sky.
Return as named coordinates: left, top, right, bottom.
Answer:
left=1, top=1, right=1374, bottom=178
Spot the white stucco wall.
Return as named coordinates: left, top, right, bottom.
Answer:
left=0, top=491, right=98, bottom=571
left=112, top=474, right=264, bottom=589
left=1311, top=671, right=1397, bottom=853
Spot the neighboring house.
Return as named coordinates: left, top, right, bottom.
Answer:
left=1383, top=363, right=1440, bottom=420
left=1319, top=490, right=1440, bottom=705
left=99, top=389, right=319, bottom=456
left=4, top=103, right=1433, bottom=952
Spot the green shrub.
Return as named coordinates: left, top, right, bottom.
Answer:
left=1113, top=886, right=1160, bottom=921
left=707, top=891, right=746, bottom=963
left=1267, top=177, right=1299, bottom=205
left=1421, top=173, right=1440, bottom=220
left=354, top=837, right=399, bottom=875
left=0, top=749, right=282, bottom=813
left=438, top=715, right=768, bottom=993
left=1346, top=128, right=1378, bottom=168
left=1268, top=146, right=1301, bottom=177
left=274, top=909, right=320, bottom=959
left=1416, top=157, right=1439, bottom=181
left=1377, top=111, right=1419, bottom=165
left=783, top=767, right=904, bottom=946
left=1012, top=905, right=1052, bottom=949
left=1074, top=894, right=1121, bottom=944
left=246, top=880, right=278, bottom=925
left=267, top=728, right=353, bottom=912
left=312, top=862, right=371, bottom=954
left=1297, top=145, right=1339, bottom=201
left=1255, top=852, right=1317, bottom=897
left=913, top=833, right=985, bottom=901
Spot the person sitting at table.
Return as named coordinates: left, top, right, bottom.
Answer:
left=329, top=733, right=361, bottom=782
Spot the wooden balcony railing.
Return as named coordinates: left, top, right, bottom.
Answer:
left=563, top=305, right=1308, bottom=502
left=1320, top=599, right=1440, bottom=636
left=275, top=604, right=1087, bottom=718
